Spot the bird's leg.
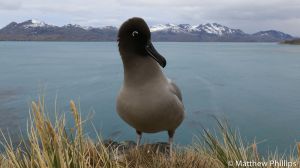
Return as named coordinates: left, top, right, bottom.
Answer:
left=168, top=130, right=174, bottom=157
left=136, top=130, right=142, bottom=149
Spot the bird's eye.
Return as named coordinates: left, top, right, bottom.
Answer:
left=132, top=31, right=139, bottom=37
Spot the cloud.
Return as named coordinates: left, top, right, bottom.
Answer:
left=0, top=0, right=300, bottom=36
left=203, top=0, right=300, bottom=21
left=0, top=0, right=22, bottom=10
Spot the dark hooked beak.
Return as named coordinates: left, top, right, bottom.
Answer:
left=145, top=41, right=167, bottom=68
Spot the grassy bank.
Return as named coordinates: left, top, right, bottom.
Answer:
left=0, top=99, right=299, bottom=168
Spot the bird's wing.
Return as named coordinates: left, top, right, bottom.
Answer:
left=168, top=79, right=183, bottom=102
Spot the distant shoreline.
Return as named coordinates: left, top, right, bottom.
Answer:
left=281, top=39, right=300, bottom=45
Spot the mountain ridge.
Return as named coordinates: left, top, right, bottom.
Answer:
left=0, top=19, right=294, bottom=42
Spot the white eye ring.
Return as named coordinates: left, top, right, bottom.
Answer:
left=132, top=31, right=139, bottom=37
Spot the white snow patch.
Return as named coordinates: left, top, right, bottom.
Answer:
left=23, top=19, right=54, bottom=28
left=150, top=24, right=170, bottom=32
left=202, top=23, right=226, bottom=35
left=150, top=24, right=184, bottom=33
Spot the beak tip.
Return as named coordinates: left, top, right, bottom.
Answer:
left=162, top=62, right=166, bottom=68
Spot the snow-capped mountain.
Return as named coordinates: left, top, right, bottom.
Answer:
left=253, top=30, right=293, bottom=40
left=0, top=19, right=294, bottom=42
left=150, top=23, right=244, bottom=36
left=150, top=23, right=293, bottom=42
left=0, top=20, right=118, bottom=41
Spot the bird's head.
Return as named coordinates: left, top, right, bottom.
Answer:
left=118, top=17, right=166, bottom=68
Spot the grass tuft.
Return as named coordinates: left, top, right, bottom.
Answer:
left=0, top=99, right=299, bottom=168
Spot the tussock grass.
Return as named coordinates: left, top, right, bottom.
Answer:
left=0, top=99, right=299, bottom=168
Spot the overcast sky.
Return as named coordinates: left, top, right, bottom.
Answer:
left=0, top=0, right=300, bottom=36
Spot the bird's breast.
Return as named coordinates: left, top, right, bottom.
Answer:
left=116, top=83, right=184, bottom=133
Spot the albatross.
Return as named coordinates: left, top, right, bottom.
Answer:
left=116, top=17, right=185, bottom=155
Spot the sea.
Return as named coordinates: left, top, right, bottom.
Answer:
left=0, top=42, right=300, bottom=153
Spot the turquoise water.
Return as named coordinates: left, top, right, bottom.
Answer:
left=1, top=42, right=300, bottom=153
